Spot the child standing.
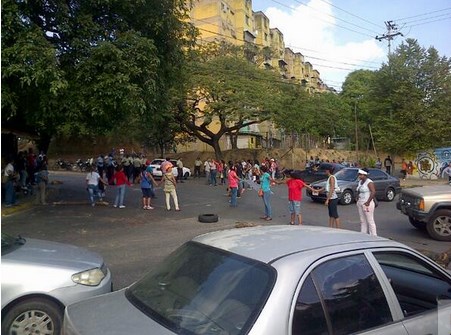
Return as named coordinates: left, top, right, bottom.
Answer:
left=140, top=165, right=156, bottom=210
left=113, top=165, right=131, bottom=208
left=282, top=170, right=314, bottom=225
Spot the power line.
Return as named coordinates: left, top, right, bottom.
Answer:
left=402, top=15, right=451, bottom=28
left=393, top=6, right=451, bottom=22
left=268, top=0, right=377, bottom=38
left=401, top=12, right=451, bottom=25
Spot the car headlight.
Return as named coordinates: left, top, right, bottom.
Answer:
left=72, top=268, right=105, bottom=286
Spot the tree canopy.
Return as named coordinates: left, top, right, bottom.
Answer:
left=175, top=47, right=286, bottom=159
left=2, top=0, right=194, bottom=151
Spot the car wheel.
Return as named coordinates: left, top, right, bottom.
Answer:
left=385, top=187, right=396, bottom=201
left=184, top=172, right=189, bottom=180
left=409, top=216, right=426, bottom=230
left=198, top=214, right=219, bottom=223
left=1, top=297, right=63, bottom=335
left=339, top=190, right=353, bottom=205
left=426, top=209, right=451, bottom=241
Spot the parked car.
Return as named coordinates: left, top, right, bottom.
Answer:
left=307, top=167, right=401, bottom=205
left=397, top=185, right=451, bottom=241
left=63, top=226, right=451, bottom=335
left=297, top=162, right=345, bottom=183
left=1, top=233, right=112, bottom=335
left=148, top=159, right=191, bottom=179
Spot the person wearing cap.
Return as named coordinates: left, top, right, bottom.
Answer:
left=356, top=168, right=377, bottom=236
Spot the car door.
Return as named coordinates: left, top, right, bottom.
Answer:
left=291, top=252, right=408, bottom=335
left=369, top=250, right=451, bottom=335
left=368, top=169, right=388, bottom=199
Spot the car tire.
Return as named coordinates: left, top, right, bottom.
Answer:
left=184, top=172, right=190, bottom=180
left=198, top=214, right=219, bottom=223
left=426, top=209, right=451, bottom=241
left=1, top=297, right=63, bottom=335
left=340, top=190, right=353, bottom=205
left=409, top=216, right=426, bottom=230
left=385, top=187, right=396, bottom=202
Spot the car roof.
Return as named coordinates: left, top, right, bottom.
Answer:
left=193, top=225, right=403, bottom=264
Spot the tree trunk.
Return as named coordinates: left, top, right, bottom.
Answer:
left=211, top=139, right=223, bottom=160
left=37, top=133, right=52, bottom=154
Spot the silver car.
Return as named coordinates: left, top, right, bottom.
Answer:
left=63, top=226, right=450, bottom=335
left=307, top=167, right=402, bottom=205
left=1, top=233, right=112, bottom=335
left=149, top=159, right=191, bottom=179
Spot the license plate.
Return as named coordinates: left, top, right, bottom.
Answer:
left=313, top=191, right=319, bottom=196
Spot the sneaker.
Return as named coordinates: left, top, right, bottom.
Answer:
left=113, top=205, right=117, bottom=208
left=143, top=206, right=147, bottom=210
left=119, top=205, right=125, bottom=208
left=91, top=203, right=95, bottom=207
left=265, top=217, right=272, bottom=221
left=147, top=206, right=154, bottom=210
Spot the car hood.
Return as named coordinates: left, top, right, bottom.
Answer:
left=64, top=289, right=176, bottom=335
left=3, top=238, right=104, bottom=271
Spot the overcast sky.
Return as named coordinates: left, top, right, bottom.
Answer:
left=253, top=0, right=451, bottom=91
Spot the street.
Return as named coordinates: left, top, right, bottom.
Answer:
left=1, top=171, right=449, bottom=290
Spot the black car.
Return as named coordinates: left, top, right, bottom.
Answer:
left=307, top=168, right=402, bottom=205
left=297, top=163, right=345, bottom=183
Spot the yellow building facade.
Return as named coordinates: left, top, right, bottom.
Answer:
left=183, top=0, right=328, bottom=152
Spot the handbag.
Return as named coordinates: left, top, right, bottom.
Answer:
left=258, top=189, right=263, bottom=197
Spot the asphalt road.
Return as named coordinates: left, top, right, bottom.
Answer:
left=1, top=171, right=448, bottom=290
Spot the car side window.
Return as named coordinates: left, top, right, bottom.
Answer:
left=293, top=254, right=392, bottom=335
left=373, top=252, right=451, bottom=317
left=369, top=169, right=386, bottom=180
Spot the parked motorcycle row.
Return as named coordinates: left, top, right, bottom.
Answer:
left=53, top=158, right=93, bottom=172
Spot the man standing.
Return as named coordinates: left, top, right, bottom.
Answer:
left=194, top=157, right=202, bottom=178
left=176, top=158, right=184, bottom=183
left=384, top=155, right=393, bottom=175
left=204, top=159, right=211, bottom=185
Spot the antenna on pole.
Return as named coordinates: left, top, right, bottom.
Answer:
left=375, top=21, right=404, bottom=56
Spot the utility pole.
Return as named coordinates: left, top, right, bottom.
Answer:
left=375, top=21, right=403, bottom=56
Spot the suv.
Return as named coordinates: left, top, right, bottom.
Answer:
left=397, top=185, right=451, bottom=241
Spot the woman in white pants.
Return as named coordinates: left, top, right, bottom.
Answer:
left=356, top=169, right=377, bottom=236
left=161, top=167, right=180, bottom=211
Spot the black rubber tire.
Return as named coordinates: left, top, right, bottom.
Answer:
left=385, top=187, right=396, bottom=202
left=409, top=216, right=426, bottom=230
left=198, top=214, right=219, bottom=223
left=1, top=297, right=63, bottom=335
left=426, top=209, right=451, bottom=241
left=339, top=190, right=354, bottom=205
left=184, top=172, right=190, bottom=180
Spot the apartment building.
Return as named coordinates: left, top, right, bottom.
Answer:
left=184, top=0, right=327, bottom=151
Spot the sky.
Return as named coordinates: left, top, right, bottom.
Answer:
left=252, top=0, right=451, bottom=91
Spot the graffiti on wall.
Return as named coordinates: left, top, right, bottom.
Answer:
left=414, top=147, right=451, bottom=179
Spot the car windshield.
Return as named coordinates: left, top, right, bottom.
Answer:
left=334, top=169, right=358, bottom=182
left=126, top=241, right=275, bottom=335
left=1, top=233, right=26, bottom=255
left=150, top=159, right=164, bottom=165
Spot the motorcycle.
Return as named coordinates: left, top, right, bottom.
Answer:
left=55, top=159, right=74, bottom=171
left=76, top=159, right=91, bottom=172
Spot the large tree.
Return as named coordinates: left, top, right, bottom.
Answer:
left=369, top=39, right=451, bottom=154
left=1, top=0, right=194, bottom=152
left=175, top=51, right=285, bottom=159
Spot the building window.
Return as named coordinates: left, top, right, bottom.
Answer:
left=245, top=15, right=250, bottom=26
left=264, top=33, right=268, bottom=41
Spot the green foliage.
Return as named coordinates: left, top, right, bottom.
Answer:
left=176, top=43, right=286, bottom=158
left=370, top=39, right=451, bottom=154
left=1, top=0, right=194, bottom=151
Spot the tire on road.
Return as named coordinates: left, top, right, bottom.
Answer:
left=426, top=209, right=451, bottom=241
left=198, top=214, right=219, bottom=223
left=1, top=297, right=63, bottom=335
left=385, top=187, right=396, bottom=202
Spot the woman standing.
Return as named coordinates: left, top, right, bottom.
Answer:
left=323, top=167, right=340, bottom=228
left=356, top=169, right=377, bottom=236
left=113, top=165, right=131, bottom=208
left=228, top=165, right=240, bottom=207
left=259, top=165, right=274, bottom=221
left=161, top=165, right=180, bottom=211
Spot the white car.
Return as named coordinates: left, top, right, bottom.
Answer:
left=63, top=226, right=451, bottom=335
left=149, top=159, right=191, bottom=179
left=1, top=233, right=112, bottom=335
